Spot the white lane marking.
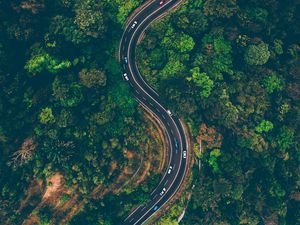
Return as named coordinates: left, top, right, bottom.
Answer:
left=170, top=129, right=174, bottom=135
left=167, top=122, right=170, bottom=127
left=125, top=205, right=142, bottom=221
left=142, top=96, right=147, bottom=101
left=135, top=90, right=140, bottom=94
left=124, top=1, right=187, bottom=224
left=156, top=108, right=160, bottom=113
left=137, top=99, right=173, bottom=197
left=119, top=2, right=157, bottom=64
left=149, top=102, right=153, bottom=106
left=125, top=0, right=155, bottom=28
left=162, top=114, right=165, bottom=119
left=118, top=1, right=160, bottom=97
left=134, top=59, right=159, bottom=97
left=132, top=8, right=186, bottom=224
left=122, top=2, right=187, bottom=223
left=164, top=179, right=169, bottom=186
left=141, top=204, right=148, bottom=212
left=127, top=2, right=184, bottom=203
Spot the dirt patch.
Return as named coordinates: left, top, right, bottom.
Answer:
left=18, top=102, right=170, bottom=224
left=110, top=161, right=118, bottom=174
left=21, top=172, right=77, bottom=225
left=22, top=214, right=39, bottom=225
left=112, top=106, right=168, bottom=195
left=18, top=179, right=44, bottom=213
left=43, top=173, right=63, bottom=200
left=136, top=161, right=151, bottom=185
left=125, top=150, right=134, bottom=159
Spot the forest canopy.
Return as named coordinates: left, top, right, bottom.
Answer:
left=0, top=0, right=299, bottom=224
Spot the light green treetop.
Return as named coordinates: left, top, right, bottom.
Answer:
left=244, top=42, right=270, bottom=65
left=187, top=67, right=214, bottom=98
left=39, top=107, right=55, bottom=124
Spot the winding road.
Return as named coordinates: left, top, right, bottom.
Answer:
left=119, top=0, right=188, bottom=224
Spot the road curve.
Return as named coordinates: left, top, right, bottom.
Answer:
left=119, top=0, right=188, bottom=224
left=119, top=0, right=188, bottom=225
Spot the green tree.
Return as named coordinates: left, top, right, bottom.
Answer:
left=162, top=30, right=195, bottom=53
left=39, top=108, right=55, bottom=124
left=57, top=109, right=72, bottom=128
left=269, top=180, right=286, bottom=198
left=204, top=0, right=238, bottom=18
left=175, top=33, right=195, bottom=53
left=263, top=73, right=283, bottom=93
left=276, top=127, right=294, bottom=151
left=175, top=9, right=208, bottom=35
left=79, top=68, right=107, bottom=88
left=255, top=120, right=274, bottom=133
left=187, top=67, right=214, bottom=98
left=161, top=57, right=185, bottom=78
left=74, top=0, right=105, bottom=38
left=52, top=78, right=83, bottom=107
left=115, top=0, right=141, bottom=24
left=90, top=110, right=112, bottom=125
left=194, top=35, right=233, bottom=80
left=109, top=82, right=136, bottom=117
left=208, top=149, right=221, bottom=173
left=25, top=52, right=71, bottom=75
left=244, top=42, right=270, bottom=65
left=49, top=15, right=88, bottom=44
left=273, top=39, right=284, bottom=55
left=157, top=204, right=183, bottom=225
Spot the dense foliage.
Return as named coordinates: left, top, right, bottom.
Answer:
left=1, top=0, right=299, bottom=224
left=137, top=0, right=299, bottom=224
left=0, top=0, right=148, bottom=224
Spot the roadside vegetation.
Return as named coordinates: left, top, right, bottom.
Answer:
left=1, top=0, right=299, bottom=224
left=137, top=0, right=300, bottom=224
left=0, top=0, right=159, bottom=224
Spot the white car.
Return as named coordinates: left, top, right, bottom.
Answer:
left=123, top=73, right=129, bottom=81
left=160, top=187, right=166, bottom=196
left=124, top=57, right=128, bottom=64
left=131, top=21, right=138, bottom=29
left=167, top=110, right=172, bottom=116
left=183, top=150, right=187, bottom=159
left=167, top=166, right=173, bottom=174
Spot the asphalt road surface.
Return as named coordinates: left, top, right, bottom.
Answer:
left=119, top=1, right=188, bottom=224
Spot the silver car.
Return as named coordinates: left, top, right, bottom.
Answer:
left=160, top=187, right=166, bottom=196
left=123, top=73, right=129, bottom=81
left=131, top=21, right=138, bottom=29
left=167, top=166, right=173, bottom=174
left=183, top=150, right=187, bottom=159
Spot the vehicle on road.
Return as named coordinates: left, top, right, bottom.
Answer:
left=131, top=21, right=138, bottom=29
left=120, top=0, right=188, bottom=223
left=160, top=187, right=166, bottom=196
left=175, top=139, right=179, bottom=149
left=167, top=166, right=173, bottom=174
left=159, top=0, right=165, bottom=6
left=123, top=73, right=129, bottom=81
left=183, top=150, right=187, bottom=159
left=167, top=109, right=172, bottom=116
